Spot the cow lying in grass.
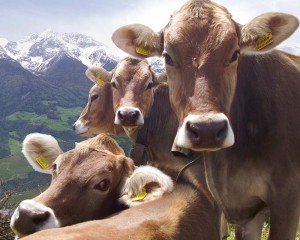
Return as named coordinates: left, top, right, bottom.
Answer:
left=10, top=133, right=174, bottom=238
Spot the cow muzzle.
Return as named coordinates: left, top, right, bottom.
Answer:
left=115, top=107, right=144, bottom=132
left=73, top=119, right=89, bottom=135
left=174, top=113, right=235, bottom=151
left=10, top=200, right=60, bottom=237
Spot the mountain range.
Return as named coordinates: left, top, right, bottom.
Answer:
left=0, top=29, right=165, bottom=75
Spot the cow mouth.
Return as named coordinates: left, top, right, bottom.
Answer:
left=77, top=129, right=90, bottom=136
left=123, top=126, right=139, bottom=135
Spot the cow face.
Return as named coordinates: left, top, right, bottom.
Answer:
left=85, top=58, right=166, bottom=136
left=112, top=1, right=299, bottom=151
left=11, top=133, right=174, bottom=238
left=73, top=69, right=115, bottom=135
left=10, top=133, right=134, bottom=238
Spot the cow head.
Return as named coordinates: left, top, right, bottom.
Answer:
left=11, top=133, right=173, bottom=238
left=112, top=0, right=299, bottom=151
left=85, top=58, right=166, bottom=136
left=73, top=68, right=116, bottom=135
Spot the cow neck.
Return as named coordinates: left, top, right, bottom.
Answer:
left=112, top=124, right=126, bottom=136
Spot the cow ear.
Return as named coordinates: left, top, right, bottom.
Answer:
left=240, top=12, right=299, bottom=53
left=95, top=134, right=126, bottom=156
left=118, top=166, right=174, bottom=207
left=121, top=157, right=135, bottom=176
left=85, top=67, right=112, bottom=86
left=112, top=24, right=163, bottom=58
left=22, top=133, right=63, bottom=174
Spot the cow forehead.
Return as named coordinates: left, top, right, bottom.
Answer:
left=115, top=59, right=151, bottom=82
left=164, top=1, right=237, bottom=52
left=57, top=149, right=116, bottom=176
left=89, top=84, right=101, bottom=94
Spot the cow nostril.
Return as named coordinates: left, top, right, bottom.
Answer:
left=72, top=124, right=76, bottom=131
left=131, top=111, right=139, bottom=120
left=215, top=121, right=228, bottom=142
left=32, top=211, right=50, bottom=225
left=186, top=122, right=200, bottom=140
left=118, top=111, right=125, bottom=121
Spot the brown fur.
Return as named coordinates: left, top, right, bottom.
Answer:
left=30, top=134, right=133, bottom=227
left=22, top=185, right=220, bottom=240
left=76, top=83, right=123, bottom=135
left=111, top=0, right=300, bottom=239
left=112, top=58, right=155, bottom=117
left=110, top=58, right=223, bottom=238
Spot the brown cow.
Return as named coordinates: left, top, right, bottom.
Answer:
left=83, top=58, right=228, bottom=239
left=21, top=183, right=220, bottom=240
left=73, top=82, right=123, bottom=136
left=10, top=133, right=174, bottom=238
left=112, top=1, right=300, bottom=239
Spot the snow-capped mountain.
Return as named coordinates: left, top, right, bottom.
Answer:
left=0, top=29, right=166, bottom=75
left=0, top=30, right=119, bottom=75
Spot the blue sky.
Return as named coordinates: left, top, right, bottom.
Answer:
left=0, top=0, right=299, bottom=51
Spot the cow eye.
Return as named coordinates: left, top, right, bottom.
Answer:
left=146, top=82, right=153, bottom=90
left=94, top=179, right=110, bottom=192
left=163, top=53, right=174, bottom=66
left=230, top=50, right=240, bottom=63
left=111, top=81, right=117, bottom=89
left=91, top=94, right=99, bottom=102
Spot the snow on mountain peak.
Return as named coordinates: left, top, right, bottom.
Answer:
left=0, top=30, right=119, bottom=74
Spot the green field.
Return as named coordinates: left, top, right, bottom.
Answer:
left=5, top=106, right=82, bottom=132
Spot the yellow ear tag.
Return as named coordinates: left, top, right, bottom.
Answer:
left=95, top=78, right=106, bottom=86
left=36, top=156, right=49, bottom=169
left=131, top=187, right=147, bottom=201
left=255, top=33, right=273, bottom=50
left=136, top=46, right=153, bottom=56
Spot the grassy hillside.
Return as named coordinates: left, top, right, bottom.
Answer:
left=0, top=106, right=82, bottom=181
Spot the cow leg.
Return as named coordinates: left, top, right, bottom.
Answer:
left=234, top=211, right=265, bottom=240
left=268, top=197, right=300, bottom=240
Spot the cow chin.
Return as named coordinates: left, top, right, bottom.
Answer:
left=73, top=120, right=90, bottom=135
left=174, top=113, right=235, bottom=151
left=10, top=200, right=60, bottom=238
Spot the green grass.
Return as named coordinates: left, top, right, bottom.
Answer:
left=56, top=106, right=82, bottom=122
left=1, top=106, right=83, bottom=181
left=0, top=152, right=31, bottom=181
left=6, top=112, right=47, bottom=122
left=9, top=131, right=20, bottom=139
left=5, top=107, right=82, bottom=132
left=41, top=100, right=58, bottom=107
left=228, top=223, right=300, bottom=240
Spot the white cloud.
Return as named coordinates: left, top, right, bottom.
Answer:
left=1, top=0, right=299, bottom=53
left=85, top=0, right=300, bottom=52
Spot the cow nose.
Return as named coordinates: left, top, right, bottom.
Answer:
left=118, top=110, right=140, bottom=125
left=12, top=205, right=50, bottom=235
left=186, top=120, right=228, bottom=147
left=72, top=123, right=76, bottom=131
